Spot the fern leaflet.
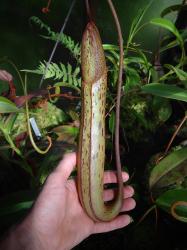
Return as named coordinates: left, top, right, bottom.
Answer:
left=30, top=16, right=81, bottom=62
left=23, top=61, right=81, bottom=87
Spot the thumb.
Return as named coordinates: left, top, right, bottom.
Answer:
left=55, top=152, right=77, bottom=181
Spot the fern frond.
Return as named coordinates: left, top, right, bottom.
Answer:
left=30, top=16, right=81, bottom=62
left=23, top=61, right=81, bottom=87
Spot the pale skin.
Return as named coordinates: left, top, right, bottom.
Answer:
left=0, top=152, right=136, bottom=250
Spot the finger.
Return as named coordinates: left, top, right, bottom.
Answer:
left=103, top=185, right=134, bottom=201
left=103, top=171, right=129, bottom=184
left=93, top=214, right=131, bottom=234
left=120, top=197, right=136, bottom=212
left=54, top=152, right=77, bottom=181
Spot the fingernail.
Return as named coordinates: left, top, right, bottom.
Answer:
left=129, top=216, right=134, bottom=223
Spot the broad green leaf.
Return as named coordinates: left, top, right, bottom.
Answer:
left=156, top=189, right=187, bottom=222
left=165, top=64, right=187, bottom=81
left=142, top=83, right=187, bottom=102
left=149, top=147, right=187, bottom=188
left=0, top=97, right=20, bottom=113
left=150, top=18, right=183, bottom=47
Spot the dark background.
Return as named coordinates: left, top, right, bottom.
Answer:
left=0, top=0, right=181, bottom=93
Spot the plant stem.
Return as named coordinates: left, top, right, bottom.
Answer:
left=165, top=114, right=187, bottom=154
left=107, top=0, right=123, bottom=187
left=24, top=74, right=52, bottom=154
left=85, top=0, right=92, bottom=21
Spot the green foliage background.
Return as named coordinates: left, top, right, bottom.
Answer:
left=0, top=0, right=181, bottom=93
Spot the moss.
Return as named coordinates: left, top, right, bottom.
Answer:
left=11, top=101, right=67, bottom=138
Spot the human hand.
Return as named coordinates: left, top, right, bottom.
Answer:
left=1, top=152, right=135, bottom=250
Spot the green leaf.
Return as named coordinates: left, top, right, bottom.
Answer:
left=125, top=66, right=141, bottom=91
left=142, top=83, right=187, bottom=102
left=4, top=113, right=18, bottom=133
left=30, top=16, right=80, bottom=61
left=23, top=62, right=81, bottom=87
left=124, top=56, right=145, bottom=65
left=150, top=18, right=183, bottom=47
left=149, top=147, right=187, bottom=188
left=156, top=189, right=187, bottom=222
left=160, top=30, right=187, bottom=53
left=127, top=0, right=154, bottom=47
left=0, top=201, right=33, bottom=216
left=165, top=64, right=187, bottom=81
left=0, top=97, right=20, bottom=113
left=103, top=44, right=118, bottom=51
left=0, top=190, right=37, bottom=216
left=161, top=4, right=182, bottom=17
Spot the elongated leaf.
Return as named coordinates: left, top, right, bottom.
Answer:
left=103, top=44, right=118, bottom=51
left=142, top=83, right=187, bottom=102
left=0, top=201, right=33, bottom=216
left=125, top=66, right=141, bottom=91
left=0, top=190, right=37, bottom=216
left=125, top=56, right=145, bottom=65
left=149, top=147, right=187, bottom=188
left=150, top=18, right=183, bottom=47
left=127, top=0, right=154, bottom=46
left=156, top=189, right=187, bottom=222
left=161, top=4, right=182, bottom=17
left=0, top=70, right=13, bottom=82
left=160, top=30, right=187, bottom=52
left=0, top=97, right=20, bottom=113
left=165, top=64, right=187, bottom=81
left=4, top=113, right=17, bottom=133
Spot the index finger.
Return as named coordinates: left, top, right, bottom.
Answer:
left=54, top=152, right=76, bottom=181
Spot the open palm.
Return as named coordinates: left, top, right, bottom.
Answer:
left=17, top=153, right=135, bottom=250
